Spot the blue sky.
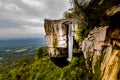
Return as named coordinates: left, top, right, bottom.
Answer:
left=0, top=0, right=71, bottom=38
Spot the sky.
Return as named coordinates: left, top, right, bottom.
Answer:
left=0, top=0, right=71, bottom=38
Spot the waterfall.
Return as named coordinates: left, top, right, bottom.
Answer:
left=67, top=24, right=73, bottom=62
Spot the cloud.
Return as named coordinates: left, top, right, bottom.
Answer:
left=21, top=0, right=45, bottom=8
left=0, top=0, right=71, bottom=38
left=0, top=19, right=22, bottom=28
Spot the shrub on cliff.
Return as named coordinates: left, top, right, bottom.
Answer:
left=36, top=47, right=48, bottom=59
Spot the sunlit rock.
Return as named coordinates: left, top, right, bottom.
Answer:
left=77, top=0, right=120, bottom=79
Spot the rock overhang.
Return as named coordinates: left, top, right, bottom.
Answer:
left=76, top=0, right=120, bottom=27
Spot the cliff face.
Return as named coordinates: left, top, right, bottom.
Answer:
left=77, top=0, right=120, bottom=80
left=44, top=18, right=78, bottom=57
left=82, top=26, right=120, bottom=80
left=44, top=0, right=120, bottom=79
left=44, top=18, right=79, bottom=66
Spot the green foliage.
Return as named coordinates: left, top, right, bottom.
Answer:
left=76, top=19, right=90, bottom=42
left=53, top=38, right=58, bottom=48
left=92, top=58, right=101, bottom=80
left=59, top=56, right=88, bottom=80
left=64, top=11, right=74, bottom=18
left=36, top=47, right=48, bottom=59
left=64, top=0, right=81, bottom=19
left=52, top=36, right=58, bottom=53
left=0, top=47, right=92, bottom=80
left=0, top=73, right=3, bottom=80
left=64, top=0, right=90, bottom=42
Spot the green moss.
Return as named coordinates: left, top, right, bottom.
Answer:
left=64, top=0, right=91, bottom=42
left=52, top=34, right=58, bottom=53
left=89, top=57, right=101, bottom=80
left=93, top=58, right=101, bottom=80
left=53, top=38, right=58, bottom=48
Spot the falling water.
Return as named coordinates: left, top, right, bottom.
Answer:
left=67, top=24, right=73, bottom=62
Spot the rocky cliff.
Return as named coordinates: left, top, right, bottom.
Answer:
left=44, top=18, right=79, bottom=66
left=82, top=26, right=120, bottom=80
left=44, top=0, right=120, bottom=79
left=44, top=18, right=78, bottom=56
left=77, top=0, right=120, bottom=80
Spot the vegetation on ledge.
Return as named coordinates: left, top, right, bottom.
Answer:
left=64, top=0, right=91, bottom=42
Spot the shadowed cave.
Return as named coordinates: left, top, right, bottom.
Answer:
left=50, top=56, right=69, bottom=67
left=110, top=12, right=120, bottom=28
